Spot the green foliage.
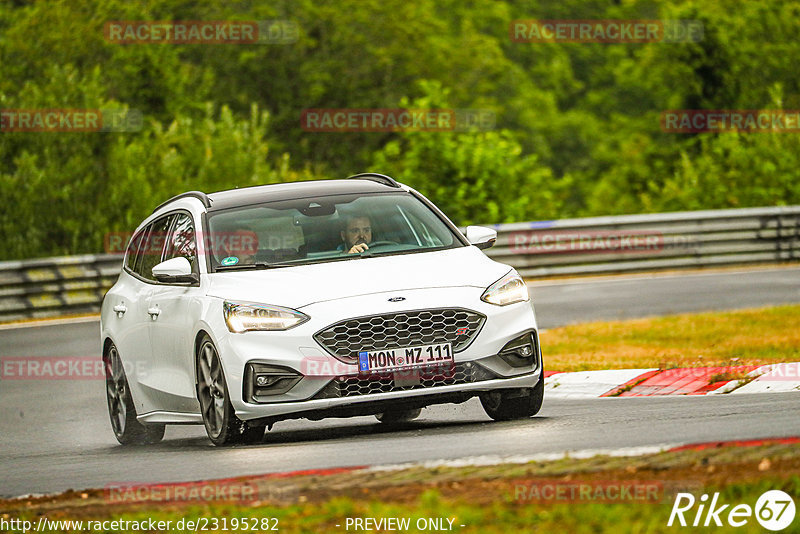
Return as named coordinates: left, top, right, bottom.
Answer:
left=372, top=83, right=565, bottom=225
left=1, top=0, right=799, bottom=259
left=659, top=131, right=800, bottom=211
left=0, top=65, right=301, bottom=257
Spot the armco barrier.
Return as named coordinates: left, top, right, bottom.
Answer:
left=0, top=206, right=798, bottom=322
left=485, top=205, right=800, bottom=278
left=0, top=254, right=123, bottom=323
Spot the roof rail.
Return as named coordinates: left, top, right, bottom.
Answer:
left=346, top=173, right=401, bottom=188
left=152, top=191, right=212, bottom=213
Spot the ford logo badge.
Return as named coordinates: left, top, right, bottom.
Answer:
left=388, top=297, right=406, bottom=302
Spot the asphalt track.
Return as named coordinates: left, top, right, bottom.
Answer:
left=1, top=267, right=799, bottom=497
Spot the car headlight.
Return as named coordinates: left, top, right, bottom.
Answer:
left=481, top=270, right=529, bottom=306
left=223, top=301, right=309, bottom=332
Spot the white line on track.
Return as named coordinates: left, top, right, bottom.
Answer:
left=526, top=265, right=800, bottom=288
left=365, top=444, right=682, bottom=472
left=0, top=315, right=100, bottom=331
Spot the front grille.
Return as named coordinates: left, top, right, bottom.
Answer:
left=311, top=362, right=496, bottom=399
left=314, top=308, right=486, bottom=363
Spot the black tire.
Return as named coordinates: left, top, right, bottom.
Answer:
left=236, top=424, right=266, bottom=444
left=375, top=407, right=422, bottom=423
left=104, top=343, right=165, bottom=445
left=196, top=335, right=264, bottom=446
left=480, top=368, right=544, bottom=421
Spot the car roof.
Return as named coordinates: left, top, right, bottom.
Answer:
left=207, top=178, right=402, bottom=212
left=151, top=176, right=407, bottom=214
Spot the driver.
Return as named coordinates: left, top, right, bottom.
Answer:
left=340, top=215, right=372, bottom=254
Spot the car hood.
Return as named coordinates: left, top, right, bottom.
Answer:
left=205, top=246, right=511, bottom=309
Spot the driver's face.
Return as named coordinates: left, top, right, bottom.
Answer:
left=342, top=217, right=372, bottom=248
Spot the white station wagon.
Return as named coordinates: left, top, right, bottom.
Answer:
left=101, top=174, right=544, bottom=446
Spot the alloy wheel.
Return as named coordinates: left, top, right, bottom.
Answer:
left=197, top=341, right=226, bottom=438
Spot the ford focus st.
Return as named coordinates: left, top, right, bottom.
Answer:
left=101, top=173, right=544, bottom=446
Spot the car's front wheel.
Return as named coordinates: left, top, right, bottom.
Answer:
left=480, top=369, right=544, bottom=421
left=196, top=335, right=265, bottom=446
left=105, top=343, right=165, bottom=445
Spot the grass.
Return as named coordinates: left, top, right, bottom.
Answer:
left=708, top=370, right=751, bottom=383
left=3, top=442, right=798, bottom=533
left=606, top=375, right=652, bottom=396
left=541, top=304, right=800, bottom=372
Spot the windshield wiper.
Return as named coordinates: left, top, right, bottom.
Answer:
left=359, top=245, right=444, bottom=258
left=215, top=262, right=287, bottom=272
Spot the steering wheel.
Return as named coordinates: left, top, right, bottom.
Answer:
left=367, top=240, right=399, bottom=248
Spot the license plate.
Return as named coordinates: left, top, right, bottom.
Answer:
left=358, top=342, right=453, bottom=373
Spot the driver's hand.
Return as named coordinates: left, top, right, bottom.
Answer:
left=347, top=243, right=369, bottom=254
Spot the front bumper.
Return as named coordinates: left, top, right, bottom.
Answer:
left=240, top=368, right=541, bottom=422
left=212, top=286, right=540, bottom=421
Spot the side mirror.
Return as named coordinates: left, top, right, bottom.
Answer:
left=152, top=257, right=198, bottom=284
left=465, top=226, right=497, bottom=250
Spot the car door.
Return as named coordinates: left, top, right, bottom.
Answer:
left=112, top=213, right=176, bottom=415
left=107, top=217, right=172, bottom=416
left=146, top=211, right=203, bottom=414
left=107, top=225, right=154, bottom=404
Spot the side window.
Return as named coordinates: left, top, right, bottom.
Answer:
left=163, top=213, right=198, bottom=273
left=124, top=229, right=147, bottom=273
left=137, top=215, right=174, bottom=281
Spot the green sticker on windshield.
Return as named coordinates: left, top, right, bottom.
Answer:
left=221, top=256, right=239, bottom=266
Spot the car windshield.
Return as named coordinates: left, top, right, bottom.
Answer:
left=205, top=192, right=463, bottom=271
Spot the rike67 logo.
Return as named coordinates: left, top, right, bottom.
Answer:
left=668, top=490, right=795, bottom=531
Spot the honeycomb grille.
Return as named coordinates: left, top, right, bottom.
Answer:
left=317, top=363, right=495, bottom=398
left=314, top=308, right=486, bottom=363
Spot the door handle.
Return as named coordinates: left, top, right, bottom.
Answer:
left=147, top=306, right=161, bottom=320
left=113, top=304, right=127, bottom=317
